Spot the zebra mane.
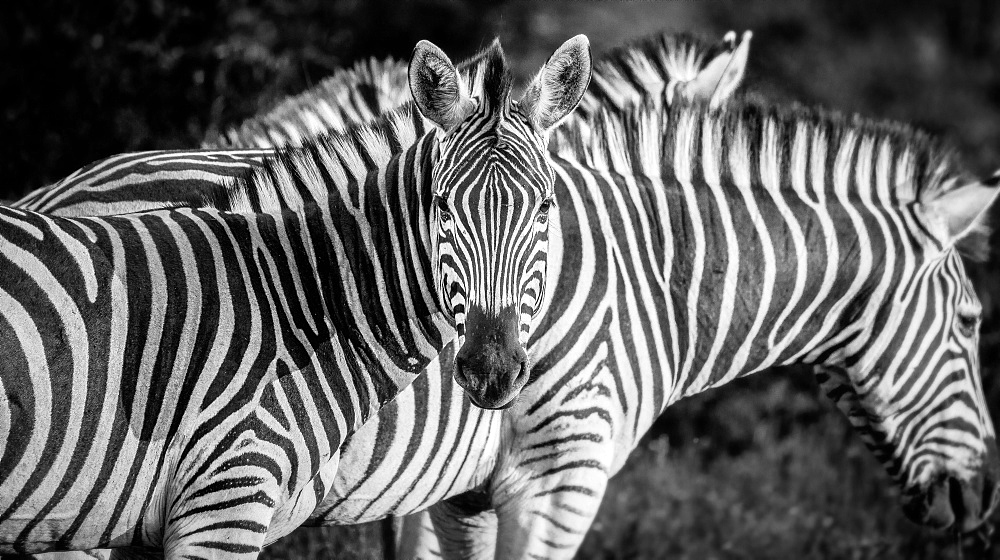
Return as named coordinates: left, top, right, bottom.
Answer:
left=461, top=39, right=514, bottom=117
left=216, top=40, right=524, bottom=212
left=217, top=102, right=427, bottom=213
left=204, top=57, right=411, bottom=149
left=557, top=96, right=991, bottom=258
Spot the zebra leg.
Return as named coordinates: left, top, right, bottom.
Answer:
left=395, top=511, right=442, bottom=560
left=159, top=458, right=283, bottom=559
left=425, top=494, right=496, bottom=560
left=491, top=373, right=618, bottom=560
left=162, top=510, right=273, bottom=560
left=493, top=473, right=608, bottom=560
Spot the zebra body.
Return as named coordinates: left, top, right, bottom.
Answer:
left=9, top=30, right=742, bottom=527
left=0, top=178, right=448, bottom=555
left=15, top=150, right=274, bottom=217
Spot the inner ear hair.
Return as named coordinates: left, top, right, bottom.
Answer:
left=409, top=40, right=474, bottom=130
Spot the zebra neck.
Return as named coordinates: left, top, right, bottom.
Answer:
left=245, top=136, right=453, bottom=402
left=659, top=182, right=887, bottom=402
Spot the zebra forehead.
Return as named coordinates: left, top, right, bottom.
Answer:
left=461, top=39, right=514, bottom=114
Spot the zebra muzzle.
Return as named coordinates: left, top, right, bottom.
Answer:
left=906, top=463, right=1000, bottom=533
left=454, top=303, right=530, bottom=410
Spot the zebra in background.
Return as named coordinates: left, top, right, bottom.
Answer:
left=201, top=83, right=1000, bottom=559
left=577, top=29, right=751, bottom=116
left=1, top=35, right=594, bottom=558
left=201, top=30, right=752, bottom=152
left=15, top=30, right=741, bottom=222
left=454, top=98, right=1000, bottom=558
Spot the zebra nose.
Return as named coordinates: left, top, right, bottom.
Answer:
left=909, top=471, right=999, bottom=533
left=454, top=342, right=528, bottom=410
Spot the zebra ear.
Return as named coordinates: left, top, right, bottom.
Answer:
left=682, top=30, right=752, bottom=108
left=519, top=35, right=593, bottom=132
left=409, top=40, right=475, bottom=130
left=922, top=177, right=999, bottom=243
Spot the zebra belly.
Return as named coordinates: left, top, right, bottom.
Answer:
left=0, top=430, right=171, bottom=554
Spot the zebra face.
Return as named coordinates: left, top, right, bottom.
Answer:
left=819, top=182, right=1000, bottom=533
left=432, top=124, right=556, bottom=409
left=410, top=36, right=591, bottom=409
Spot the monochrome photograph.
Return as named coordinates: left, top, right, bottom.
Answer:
left=2, top=1, right=999, bottom=558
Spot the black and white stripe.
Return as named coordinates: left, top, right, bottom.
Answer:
left=0, top=152, right=452, bottom=555
left=478, top=98, right=1000, bottom=558
left=2, top=37, right=610, bottom=559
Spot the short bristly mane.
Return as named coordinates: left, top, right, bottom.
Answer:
left=556, top=96, right=990, bottom=259
left=215, top=102, right=423, bottom=213
left=205, top=57, right=411, bottom=148
left=216, top=41, right=516, bottom=213
left=461, top=39, right=514, bottom=125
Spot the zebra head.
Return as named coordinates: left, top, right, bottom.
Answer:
left=672, top=30, right=752, bottom=107
left=578, top=29, right=752, bottom=119
left=817, top=173, right=1000, bottom=533
left=409, top=37, right=592, bottom=409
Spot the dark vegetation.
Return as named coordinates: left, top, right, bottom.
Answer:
left=4, top=1, right=1000, bottom=557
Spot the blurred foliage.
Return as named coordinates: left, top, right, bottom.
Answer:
left=7, top=1, right=1000, bottom=558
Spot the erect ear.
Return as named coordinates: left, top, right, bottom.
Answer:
left=409, top=40, right=475, bottom=130
left=519, top=35, right=593, bottom=132
left=922, top=175, right=1000, bottom=242
left=682, top=30, right=752, bottom=108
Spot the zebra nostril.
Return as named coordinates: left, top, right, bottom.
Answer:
left=454, top=357, right=473, bottom=389
left=515, top=360, right=529, bottom=386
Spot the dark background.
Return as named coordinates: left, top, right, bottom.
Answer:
left=4, top=1, right=1000, bottom=558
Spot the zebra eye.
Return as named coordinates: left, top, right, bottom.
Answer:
left=956, top=313, right=979, bottom=338
left=436, top=198, right=452, bottom=223
left=536, top=199, right=554, bottom=223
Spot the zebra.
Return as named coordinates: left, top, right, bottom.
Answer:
left=1, top=35, right=594, bottom=558
left=5, top=31, right=747, bottom=560
left=9, top=31, right=754, bottom=559
left=201, top=30, right=752, bottom=151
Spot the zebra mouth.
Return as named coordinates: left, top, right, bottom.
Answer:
left=474, top=396, right=519, bottom=411
left=460, top=361, right=529, bottom=410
